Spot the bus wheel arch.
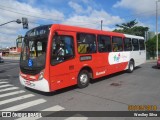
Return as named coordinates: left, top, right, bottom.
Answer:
left=77, top=66, right=93, bottom=88
left=127, top=59, right=135, bottom=73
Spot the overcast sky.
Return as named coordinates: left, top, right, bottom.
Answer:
left=0, top=0, right=159, bottom=48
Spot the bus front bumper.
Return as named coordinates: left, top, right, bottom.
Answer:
left=19, top=76, right=50, bottom=92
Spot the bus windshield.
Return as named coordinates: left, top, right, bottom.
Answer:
left=20, top=25, right=51, bottom=75
left=21, top=38, right=47, bottom=60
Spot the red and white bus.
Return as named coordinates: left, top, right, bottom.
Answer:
left=19, top=24, right=146, bottom=92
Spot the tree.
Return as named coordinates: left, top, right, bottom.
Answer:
left=113, top=20, right=149, bottom=37
left=115, top=19, right=138, bottom=29
left=146, top=34, right=160, bottom=58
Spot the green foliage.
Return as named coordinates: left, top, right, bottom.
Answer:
left=114, top=20, right=149, bottom=37
left=115, top=19, right=138, bottom=29
left=146, top=34, right=160, bottom=57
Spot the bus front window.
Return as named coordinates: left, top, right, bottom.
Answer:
left=20, top=38, right=48, bottom=75
left=20, top=25, right=51, bottom=75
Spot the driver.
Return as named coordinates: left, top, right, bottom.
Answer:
left=56, top=40, right=64, bottom=61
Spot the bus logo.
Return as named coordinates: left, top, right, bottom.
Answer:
left=28, top=59, right=33, bottom=67
left=114, top=53, right=121, bottom=62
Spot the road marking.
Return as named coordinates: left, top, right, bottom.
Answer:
left=41, top=105, right=65, bottom=111
left=65, top=117, right=88, bottom=120
left=0, top=90, right=25, bottom=98
left=16, top=105, right=65, bottom=120
left=0, top=84, right=13, bottom=88
left=0, top=79, right=8, bottom=81
left=0, top=63, right=18, bottom=67
left=0, top=99, right=46, bottom=111
left=0, top=87, right=19, bottom=92
left=0, top=94, right=34, bottom=105
left=0, top=81, right=8, bottom=84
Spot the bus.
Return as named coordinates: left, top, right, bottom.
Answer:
left=19, top=24, right=146, bottom=92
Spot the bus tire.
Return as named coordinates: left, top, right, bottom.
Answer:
left=127, top=61, right=134, bottom=73
left=78, top=70, right=90, bottom=88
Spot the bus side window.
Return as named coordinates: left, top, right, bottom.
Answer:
left=112, top=37, right=123, bottom=52
left=77, top=33, right=96, bottom=54
left=139, top=39, right=145, bottom=50
left=51, top=35, right=74, bottom=65
left=97, top=35, right=111, bottom=52
left=132, top=38, right=139, bottom=51
left=124, top=38, right=132, bottom=51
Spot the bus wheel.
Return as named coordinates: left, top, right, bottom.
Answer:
left=78, top=70, right=90, bottom=88
left=128, top=61, right=134, bottom=73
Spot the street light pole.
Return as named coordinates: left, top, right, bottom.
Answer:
left=0, top=19, right=21, bottom=26
left=101, top=20, right=103, bottom=30
left=156, top=0, right=160, bottom=59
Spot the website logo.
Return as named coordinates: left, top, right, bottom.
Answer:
left=114, top=53, right=121, bottom=62
left=2, top=112, right=11, bottom=117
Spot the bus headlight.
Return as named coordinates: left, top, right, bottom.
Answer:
left=38, top=71, right=44, bottom=80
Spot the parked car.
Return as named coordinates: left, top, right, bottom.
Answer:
left=157, top=57, right=160, bottom=68
left=0, top=57, right=4, bottom=63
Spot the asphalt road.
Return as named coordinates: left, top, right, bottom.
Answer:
left=0, top=60, right=160, bottom=120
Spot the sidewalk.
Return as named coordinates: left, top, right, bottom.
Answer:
left=146, top=59, right=157, bottom=63
left=2, top=56, right=20, bottom=60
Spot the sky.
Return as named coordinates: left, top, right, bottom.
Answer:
left=0, top=0, right=160, bottom=48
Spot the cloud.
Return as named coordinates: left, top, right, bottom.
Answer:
left=113, top=0, right=157, bottom=16
left=0, top=0, right=64, bottom=48
left=64, top=1, right=124, bottom=30
left=0, top=0, right=126, bottom=48
left=68, top=1, right=92, bottom=14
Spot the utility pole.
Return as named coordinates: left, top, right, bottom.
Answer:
left=156, top=0, right=160, bottom=59
left=101, top=20, right=103, bottom=30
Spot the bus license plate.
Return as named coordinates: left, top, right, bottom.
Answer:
left=24, top=80, right=35, bottom=87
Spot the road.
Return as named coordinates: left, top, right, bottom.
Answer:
left=0, top=60, right=160, bottom=120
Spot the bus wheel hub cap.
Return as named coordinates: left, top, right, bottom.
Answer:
left=80, top=74, right=88, bottom=84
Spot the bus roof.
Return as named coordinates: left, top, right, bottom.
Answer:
left=124, top=34, right=144, bottom=39
left=51, top=24, right=125, bottom=37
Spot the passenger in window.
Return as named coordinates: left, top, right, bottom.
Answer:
left=89, top=43, right=96, bottom=53
left=113, top=44, right=118, bottom=52
left=56, top=40, right=65, bottom=61
left=118, top=46, right=123, bottom=51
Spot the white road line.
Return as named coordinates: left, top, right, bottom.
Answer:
left=0, top=84, right=13, bottom=88
left=0, top=87, right=19, bottom=92
left=41, top=105, right=65, bottom=111
left=0, top=90, right=25, bottom=98
left=0, top=79, right=8, bottom=81
left=0, top=99, right=46, bottom=111
left=0, top=94, right=34, bottom=105
left=16, top=105, right=65, bottom=120
left=0, top=81, right=8, bottom=84
left=0, top=63, right=18, bottom=66
left=65, top=117, right=88, bottom=120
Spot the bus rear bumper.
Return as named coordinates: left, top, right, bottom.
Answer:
left=19, top=76, right=50, bottom=92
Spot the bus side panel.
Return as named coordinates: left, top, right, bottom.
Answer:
left=92, top=53, right=108, bottom=78
left=106, top=52, right=130, bottom=74
left=49, top=59, right=78, bottom=91
left=92, top=52, right=129, bottom=79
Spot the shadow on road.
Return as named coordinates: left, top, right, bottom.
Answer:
left=152, top=65, right=160, bottom=69
left=90, top=66, right=141, bottom=84
left=25, top=85, right=77, bottom=96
